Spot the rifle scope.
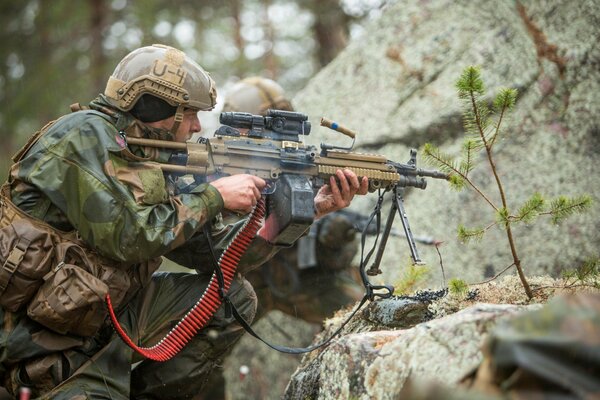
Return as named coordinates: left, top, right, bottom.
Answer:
left=220, top=109, right=311, bottom=137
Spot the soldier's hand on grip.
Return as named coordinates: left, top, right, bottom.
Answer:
left=211, top=174, right=266, bottom=214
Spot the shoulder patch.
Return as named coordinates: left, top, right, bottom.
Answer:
left=115, top=134, right=127, bottom=149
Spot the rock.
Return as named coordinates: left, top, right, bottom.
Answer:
left=293, top=0, right=600, bottom=285
left=361, top=297, right=431, bottom=328
left=222, top=311, right=320, bottom=400
left=284, top=303, right=538, bottom=399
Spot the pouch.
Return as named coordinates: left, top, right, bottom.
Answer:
left=0, top=219, right=54, bottom=312
left=27, top=243, right=108, bottom=336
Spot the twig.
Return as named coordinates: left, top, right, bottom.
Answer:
left=470, top=263, right=515, bottom=285
left=425, top=150, right=499, bottom=211
left=435, top=242, right=446, bottom=286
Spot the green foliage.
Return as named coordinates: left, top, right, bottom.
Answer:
left=422, top=143, right=466, bottom=190
left=422, top=143, right=460, bottom=175
left=456, top=66, right=484, bottom=97
left=493, top=88, right=517, bottom=111
left=495, top=207, right=510, bottom=228
left=425, top=65, right=594, bottom=299
left=457, top=224, right=485, bottom=243
left=562, top=257, right=600, bottom=289
left=448, top=174, right=467, bottom=190
left=448, top=278, right=469, bottom=298
left=515, top=192, right=545, bottom=223
left=549, top=194, right=593, bottom=224
left=394, top=263, right=430, bottom=295
left=459, top=139, right=478, bottom=175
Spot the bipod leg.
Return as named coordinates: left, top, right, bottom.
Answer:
left=394, top=186, right=423, bottom=265
left=366, top=198, right=397, bottom=277
left=358, top=191, right=395, bottom=300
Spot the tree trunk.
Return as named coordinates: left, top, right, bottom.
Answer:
left=310, top=0, right=349, bottom=67
left=262, top=0, right=278, bottom=79
left=230, top=0, right=246, bottom=77
left=89, top=0, right=107, bottom=94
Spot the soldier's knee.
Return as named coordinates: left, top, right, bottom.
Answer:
left=211, top=275, right=257, bottom=327
left=229, top=276, right=258, bottom=324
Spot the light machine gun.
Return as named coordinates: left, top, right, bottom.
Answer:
left=126, top=109, right=448, bottom=299
left=108, top=110, right=449, bottom=361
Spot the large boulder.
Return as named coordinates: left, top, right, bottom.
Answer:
left=293, top=0, right=600, bottom=285
left=284, top=286, right=600, bottom=399
left=284, top=302, right=538, bottom=399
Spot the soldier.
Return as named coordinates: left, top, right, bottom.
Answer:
left=197, top=77, right=367, bottom=399
left=221, top=76, right=366, bottom=323
left=0, top=45, right=366, bottom=399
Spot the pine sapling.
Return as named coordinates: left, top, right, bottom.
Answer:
left=423, top=66, right=592, bottom=299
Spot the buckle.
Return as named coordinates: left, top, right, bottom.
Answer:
left=3, top=247, right=25, bottom=274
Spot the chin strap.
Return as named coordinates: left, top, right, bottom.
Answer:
left=169, top=104, right=186, bottom=136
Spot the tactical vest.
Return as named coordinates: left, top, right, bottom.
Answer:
left=0, top=112, right=161, bottom=337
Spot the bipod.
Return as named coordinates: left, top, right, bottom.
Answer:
left=359, top=184, right=424, bottom=301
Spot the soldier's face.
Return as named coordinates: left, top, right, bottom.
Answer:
left=147, top=109, right=202, bottom=142
left=174, top=110, right=202, bottom=142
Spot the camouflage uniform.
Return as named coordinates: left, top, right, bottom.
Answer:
left=220, top=76, right=365, bottom=324
left=0, top=95, right=280, bottom=399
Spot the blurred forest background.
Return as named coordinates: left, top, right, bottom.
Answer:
left=0, top=0, right=386, bottom=179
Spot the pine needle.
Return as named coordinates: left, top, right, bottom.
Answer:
left=457, top=224, right=485, bottom=243
left=515, top=192, right=545, bottom=223
left=548, top=195, right=593, bottom=224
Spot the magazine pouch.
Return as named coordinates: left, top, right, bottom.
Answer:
left=0, top=219, right=54, bottom=312
left=27, top=242, right=108, bottom=336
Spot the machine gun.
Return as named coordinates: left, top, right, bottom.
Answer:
left=125, top=109, right=448, bottom=298
left=108, top=109, right=450, bottom=362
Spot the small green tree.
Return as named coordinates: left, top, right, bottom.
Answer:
left=423, top=66, right=592, bottom=299
left=448, top=278, right=469, bottom=299
left=394, top=262, right=429, bottom=295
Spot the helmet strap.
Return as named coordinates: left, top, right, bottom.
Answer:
left=169, top=104, right=185, bottom=136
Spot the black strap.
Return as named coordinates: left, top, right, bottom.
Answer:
left=224, top=294, right=370, bottom=354
left=203, top=220, right=372, bottom=354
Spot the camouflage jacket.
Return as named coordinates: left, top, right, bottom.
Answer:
left=8, top=95, right=280, bottom=295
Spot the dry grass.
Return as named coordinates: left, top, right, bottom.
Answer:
left=428, top=274, right=599, bottom=318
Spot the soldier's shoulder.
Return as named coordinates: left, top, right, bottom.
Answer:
left=50, top=109, right=115, bottom=132
left=45, top=109, right=122, bottom=151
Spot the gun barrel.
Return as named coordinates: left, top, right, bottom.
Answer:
left=398, top=175, right=427, bottom=189
left=416, top=168, right=450, bottom=180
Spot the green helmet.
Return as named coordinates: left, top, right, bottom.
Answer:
left=222, top=77, right=293, bottom=115
left=104, top=44, right=217, bottom=113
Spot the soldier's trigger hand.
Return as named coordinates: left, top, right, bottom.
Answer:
left=210, top=175, right=266, bottom=215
